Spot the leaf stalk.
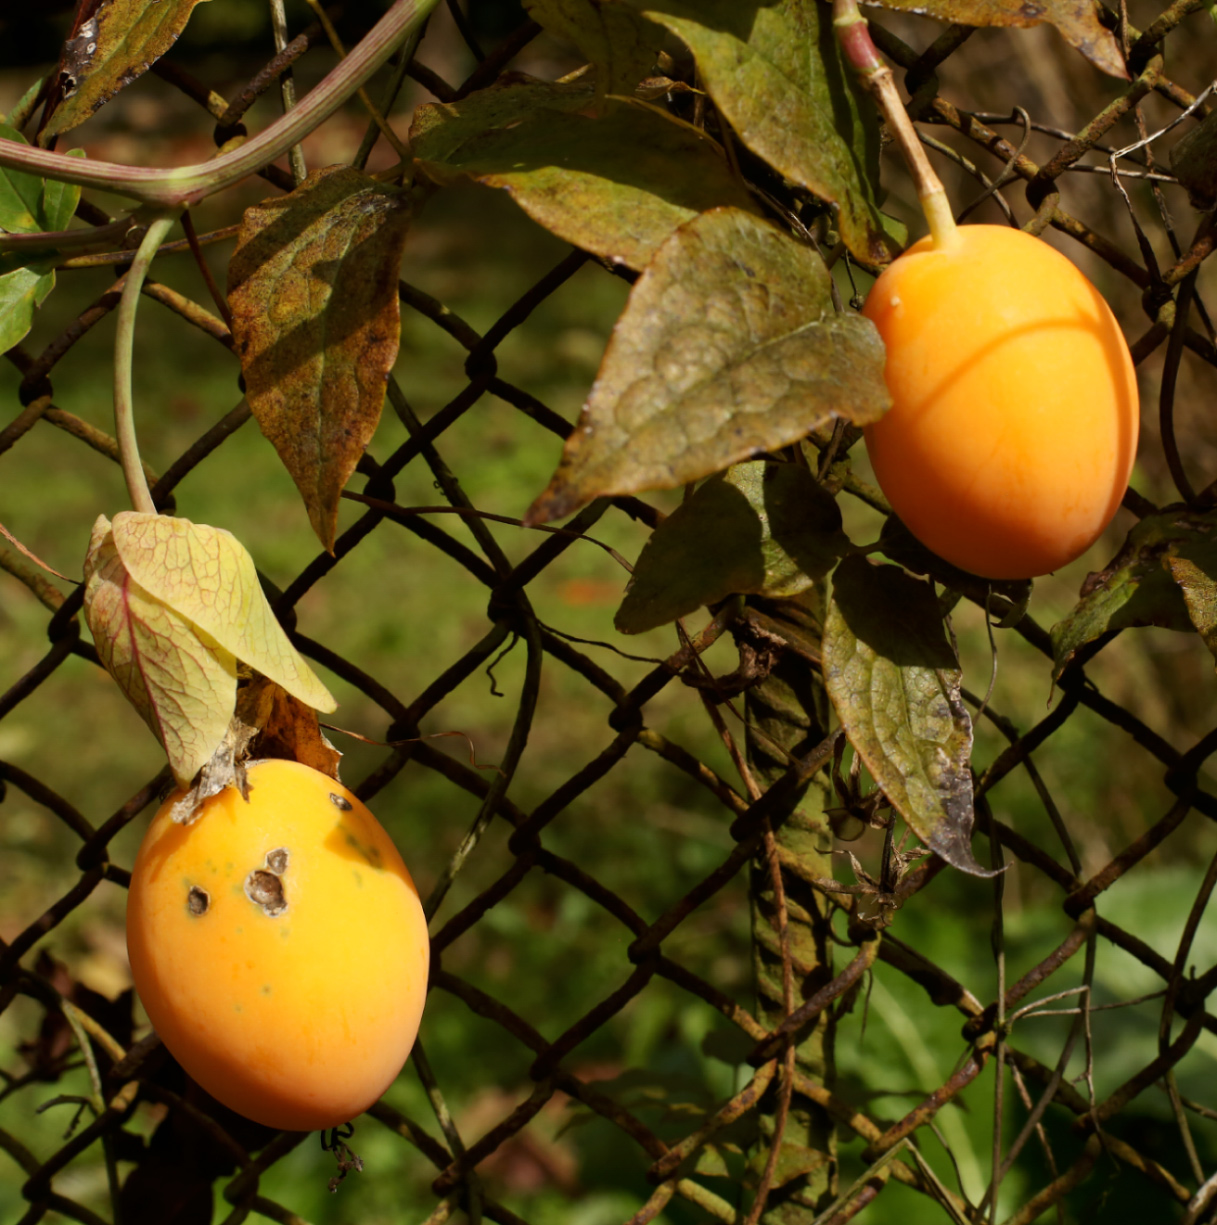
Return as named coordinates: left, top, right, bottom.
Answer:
left=114, top=213, right=178, bottom=515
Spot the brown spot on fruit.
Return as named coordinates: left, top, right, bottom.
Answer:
left=245, top=869, right=288, bottom=917
left=265, top=847, right=289, bottom=875
left=187, top=886, right=210, bottom=916
left=329, top=793, right=353, bottom=811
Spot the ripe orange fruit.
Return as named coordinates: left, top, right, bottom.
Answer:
left=862, top=224, right=1139, bottom=580
left=126, top=758, right=429, bottom=1131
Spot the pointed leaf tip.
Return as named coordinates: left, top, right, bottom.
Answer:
left=527, top=208, right=888, bottom=524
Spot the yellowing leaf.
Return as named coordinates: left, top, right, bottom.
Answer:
left=526, top=208, right=889, bottom=524
left=42, top=0, right=214, bottom=140
left=110, top=512, right=336, bottom=714
left=83, top=516, right=239, bottom=786
left=227, top=166, right=411, bottom=551
left=413, top=88, right=759, bottom=272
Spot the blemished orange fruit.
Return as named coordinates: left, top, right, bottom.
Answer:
left=126, top=758, right=429, bottom=1131
left=862, top=224, right=1139, bottom=580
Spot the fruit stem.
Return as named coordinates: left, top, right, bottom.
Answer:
left=114, top=212, right=178, bottom=515
left=833, top=0, right=959, bottom=250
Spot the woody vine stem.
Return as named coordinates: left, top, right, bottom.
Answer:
left=0, top=0, right=441, bottom=204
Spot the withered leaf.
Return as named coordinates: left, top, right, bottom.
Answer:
left=824, top=555, right=994, bottom=877
left=236, top=676, right=342, bottom=781
left=110, top=512, right=336, bottom=713
left=872, top=0, right=1128, bottom=79
left=83, top=513, right=336, bottom=786
left=83, top=515, right=238, bottom=787
left=41, top=0, right=214, bottom=140
left=413, top=89, right=759, bottom=271
left=616, top=461, right=849, bottom=633
left=1051, top=510, right=1217, bottom=678
left=526, top=208, right=889, bottom=524
left=227, top=166, right=411, bottom=551
left=626, top=0, right=897, bottom=266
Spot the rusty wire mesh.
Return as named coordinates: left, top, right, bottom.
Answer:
left=3, top=3, right=1217, bottom=1223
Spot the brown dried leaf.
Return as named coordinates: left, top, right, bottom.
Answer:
left=872, top=0, right=1128, bottom=79
left=41, top=0, right=214, bottom=140
left=236, top=676, right=342, bottom=780
left=526, top=207, right=889, bottom=524
left=227, top=166, right=411, bottom=551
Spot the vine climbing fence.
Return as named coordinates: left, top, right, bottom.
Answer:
left=2, top=1, right=1217, bottom=1223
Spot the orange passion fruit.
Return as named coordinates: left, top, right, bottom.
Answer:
left=862, top=224, right=1139, bottom=580
left=126, top=758, right=429, bottom=1131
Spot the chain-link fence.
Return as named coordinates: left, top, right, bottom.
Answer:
left=3, top=1, right=1217, bottom=1222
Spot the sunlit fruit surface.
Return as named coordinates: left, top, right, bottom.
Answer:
left=862, top=223, right=1139, bottom=580
left=126, top=757, right=430, bottom=1131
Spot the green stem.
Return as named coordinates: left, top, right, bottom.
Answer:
left=114, top=213, right=178, bottom=515
left=0, top=0, right=441, bottom=206
left=832, top=0, right=958, bottom=249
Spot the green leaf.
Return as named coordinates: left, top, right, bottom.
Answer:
left=413, top=85, right=760, bottom=272
left=873, top=0, right=1128, bottom=79
left=0, top=260, right=56, bottom=354
left=526, top=207, right=889, bottom=524
left=824, top=555, right=992, bottom=876
left=616, top=461, right=849, bottom=633
left=0, top=124, right=83, bottom=353
left=227, top=166, right=411, bottom=551
left=0, top=125, right=45, bottom=232
left=522, top=0, right=662, bottom=98
left=41, top=0, right=214, bottom=139
left=410, top=73, right=597, bottom=156
left=626, top=0, right=897, bottom=265
left=1050, top=510, right=1217, bottom=678
left=878, top=517, right=1032, bottom=627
